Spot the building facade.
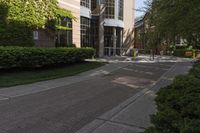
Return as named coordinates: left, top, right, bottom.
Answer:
left=59, top=0, right=81, bottom=47
left=79, top=0, right=135, bottom=56
left=35, top=0, right=135, bottom=57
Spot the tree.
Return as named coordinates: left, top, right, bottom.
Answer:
left=146, top=0, right=200, bottom=48
left=0, top=0, right=74, bottom=46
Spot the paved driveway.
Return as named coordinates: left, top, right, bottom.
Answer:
left=0, top=62, right=174, bottom=133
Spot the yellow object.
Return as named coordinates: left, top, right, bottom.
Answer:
left=133, top=48, right=136, bottom=60
left=193, top=51, right=196, bottom=59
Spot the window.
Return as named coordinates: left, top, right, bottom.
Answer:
left=33, top=31, right=39, bottom=40
left=56, top=17, right=73, bottom=47
left=81, top=17, right=91, bottom=47
left=104, top=27, right=114, bottom=47
left=105, top=0, right=115, bottom=19
left=104, top=27, right=123, bottom=47
left=118, top=0, right=124, bottom=20
left=81, top=0, right=90, bottom=9
left=91, top=0, right=97, bottom=11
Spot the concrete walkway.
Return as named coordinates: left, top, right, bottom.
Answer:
left=76, top=62, right=193, bottom=133
left=0, top=55, right=190, bottom=101
left=0, top=56, right=193, bottom=133
left=0, top=63, right=130, bottom=101
left=87, top=55, right=193, bottom=63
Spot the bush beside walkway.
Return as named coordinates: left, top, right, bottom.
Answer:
left=0, top=47, right=95, bottom=69
left=144, top=61, right=200, bottom=133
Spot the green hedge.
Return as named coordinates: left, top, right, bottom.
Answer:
left=144, top=65, right=200, bottom=133
left=189, top=61, right=200, bottom=79
left=0, top=47, right=95, bottom=69
left=175, top=46, right=188, bottom=50
left=173, top=49, right=193, bottom=58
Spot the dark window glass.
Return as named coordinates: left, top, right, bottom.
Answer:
left=81, top=0, right=90, bottom=8
left=118, top=0, right=124, bottom=20
left=105, top=0, right=115, bottom=19
left=104, top=27, right=123, bottom=47
left=91, top=17, right=99, bottom=50
left=91, top=0, right=97, bottom=11
left=81, top=17, right=91, bottom=47
left=104, top=27, right=114, bottom=47
left=56, top=17, right=73, bottom=47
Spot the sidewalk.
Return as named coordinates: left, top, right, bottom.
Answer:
left=76, top=62, right=193, bottom=133
left=1, top=55, right=190, bottom=101
left=0, top=62, right=131, bottom=101
left=87, top=55, right=193, bottom=63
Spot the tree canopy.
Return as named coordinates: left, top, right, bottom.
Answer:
left=0, top=0, right=74, bottom=46
left=0, top=0, right=74, bottom=28
left=146, top=0, right=200, bottom=48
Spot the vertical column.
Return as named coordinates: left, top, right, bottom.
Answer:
left=115, top=0, right=118, bottom=20
left=120, top=29, right=123, bottom=47
left=120, top=29, right=123, bottom=55
left=113, top=27, right=117, bottom=56
left=98, top=4, right=104, bottom=57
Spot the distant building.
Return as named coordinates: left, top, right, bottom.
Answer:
left=133, top=14, right=149, bottom=50
left=134, top=13, right=186, bottom=52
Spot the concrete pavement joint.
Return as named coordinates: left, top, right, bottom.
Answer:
left=0, top=97, right=9, bottom=101
left=0, top=94, right=10, bottom=101
left=96, top=118, right=146, bottom=130
left=133, top=64, right=170, bottom=71
left=98, top=87, right=151, bottom=120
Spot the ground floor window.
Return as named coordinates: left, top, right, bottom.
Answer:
left=91, top=17, right=99, bottom=50
left=81, top=17, right=91, bottom=47
left=116, top=27, right=123, bottom=48
left=56, top=17, right=73, bottom=47
left=104, top=27, right=123, bottom=47
left=56, top=30, right=72, bottom=47
left=104, top=27, right=114, bottom=47
left=104, top=27, right=123, bottom=56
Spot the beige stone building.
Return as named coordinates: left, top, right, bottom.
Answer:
left=34, top=0, right=135, bottom=56
left=89, top=0, right=135, bottom=56
left=59, top=0, right=81, bottom=47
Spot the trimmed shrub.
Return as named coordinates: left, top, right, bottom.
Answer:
left=173, top=49, right=196, bottom=58
left=0, top=47, right=95, bottom=69
left=196, top=50, right=200, bottom=58
left=189, top=61, right=200, bottom=79
left=175, top=46, right=188, bottom=50
left=144, top=75, right=200, bottom=133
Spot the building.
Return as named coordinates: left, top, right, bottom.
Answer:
left=134, top=15, right=146, bottom=50
left=134, top=13, right=187, bottom=54
left=35, top=0, right=135, bottom=57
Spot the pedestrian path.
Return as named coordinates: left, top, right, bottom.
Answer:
left=0, top=63, right=130, bottom=101
left=76, top=62, right=193, bottom=133
left=87, top=55, right=194, bottom=63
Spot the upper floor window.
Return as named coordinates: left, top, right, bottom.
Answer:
left=81, top=17, right=91, bottom=47
left=105, top=0, right=115, bottom=19
left=91, top=0, right=97, bottom=11
left=118, top=0, right=124, bottom=20
left=81, top=0, right=90, bottom=9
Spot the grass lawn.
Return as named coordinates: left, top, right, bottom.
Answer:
left=0, top=61, right=104, bottom=88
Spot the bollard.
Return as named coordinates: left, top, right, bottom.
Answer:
left=133, top=48, right=136, bottom=60
left=193, top=50, right=196, bottom=59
